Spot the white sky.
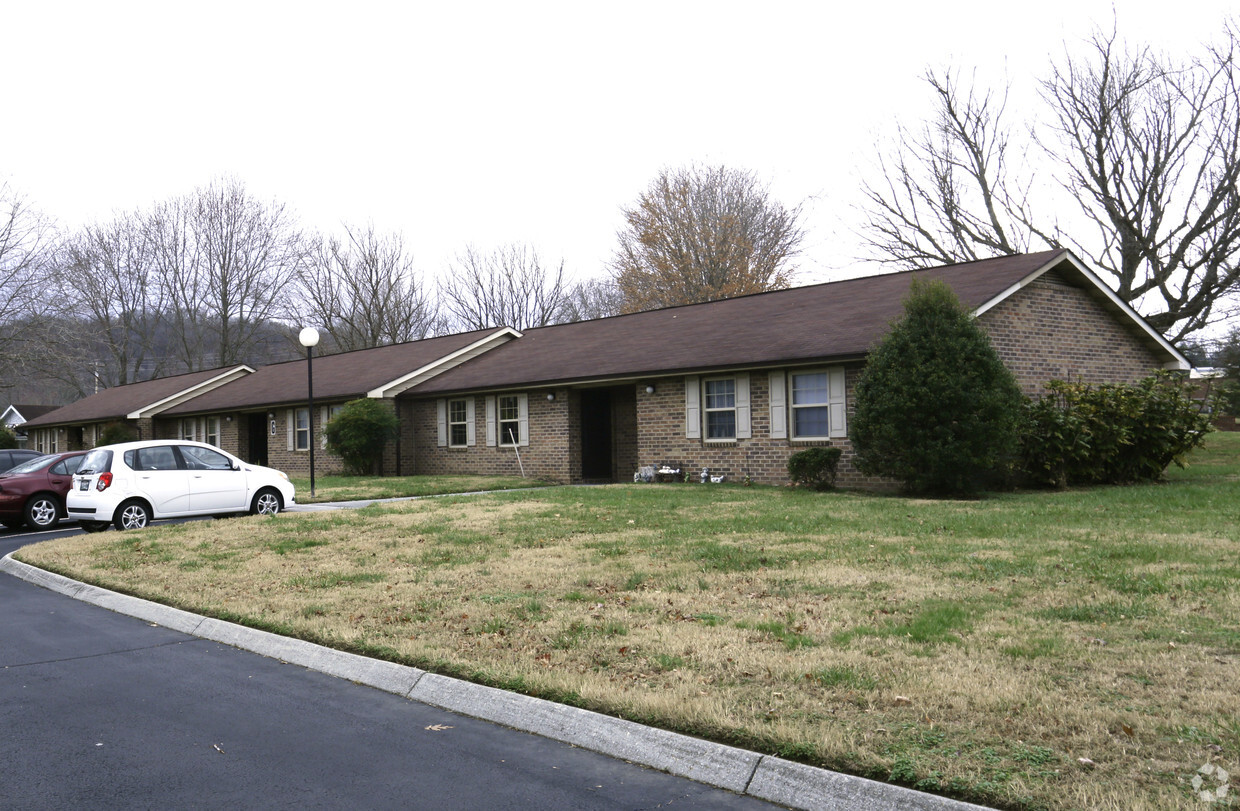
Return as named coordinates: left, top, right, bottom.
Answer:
left=5, top=0, right=1236, bottom=292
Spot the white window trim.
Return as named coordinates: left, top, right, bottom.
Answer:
left=700, top=374, right=749, bottom=442
left=446, top=398, right=474, bottom=448
left=293, top=407, right=311, bottom=452
left=786, top=366, right=848, bottom=440
left=486, top=394, right=528, bottom=447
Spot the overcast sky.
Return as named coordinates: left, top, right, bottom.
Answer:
left=5, top=1, right=1236, bottom=293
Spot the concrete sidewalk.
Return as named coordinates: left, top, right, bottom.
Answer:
left=3, top=517, right=993, bottom=811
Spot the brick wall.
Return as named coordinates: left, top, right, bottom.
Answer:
left=979, top=272, right=1165, bottom=394
left=634, top=369, right=870, bottom=488
left=407, top=391, right=573, bottom=482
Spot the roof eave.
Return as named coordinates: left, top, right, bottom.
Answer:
left=125, top=365, right=256, bottom=419
left=366, top=328, right=523, bottom=399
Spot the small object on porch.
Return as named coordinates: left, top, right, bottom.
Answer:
left=710, top=474, right=726, bottom=484
left=700, top=467, right=709, bottom=484
left=634, top=465, right=655, bottom=483
left=654, top=463, right=682, bottom=483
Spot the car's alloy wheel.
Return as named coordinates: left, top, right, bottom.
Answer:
left=252, top=489, right=281, bottom=516
left=116, top=502, right=151, bottom=531
left=25, top=496, right=60, bottom=530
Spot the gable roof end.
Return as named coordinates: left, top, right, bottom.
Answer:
left=126, top=366, right=257, bottom=419
left=367, top=328, right=522, bottom=398
left=972, top=251, right=1190, bottom=371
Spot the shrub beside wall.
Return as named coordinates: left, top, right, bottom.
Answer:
left=787, top=447, right=843, bottom=490
left=1020, top=372, right=1212, bottom=487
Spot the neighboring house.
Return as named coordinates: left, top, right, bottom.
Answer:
left=19, top=250, right=1190, bottom=488
left=1, top=405, right=59, bottom=448
left=19, top=367, right=254, bottom=453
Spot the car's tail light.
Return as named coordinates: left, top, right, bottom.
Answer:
left=96, top=472, right=113, bottom=491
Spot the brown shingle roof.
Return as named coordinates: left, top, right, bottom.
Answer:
left=411, top=250, right=1072, bottom=394
left=22, top=367, right=249, bottom=428
left=161, top=329, right=504, bottom=415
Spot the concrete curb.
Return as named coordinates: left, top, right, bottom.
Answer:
left=2, top=553, right=992, bottom=811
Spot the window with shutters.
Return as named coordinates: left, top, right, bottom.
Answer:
left=781, top=367, right=846, bottom=440
left=498, top=395, right=520, bottom=446
left=448, top=399, right=469, bottom=447
left=294, top=408, right=311, bottom=451
left=791, top=372, right=830, bottom=438
left=703, top=378, right=736, bottom=440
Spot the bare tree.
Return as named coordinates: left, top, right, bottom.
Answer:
left=152, top=177, right=306, bottom=369
left=859, top=70, right=1055, bottom=267
left=559, top=278, right=624, bottom=322
left=0, top=181, right=57, bottom=391
left=439, top=244, right=569, bottom=331
left=860, top=24, right=1240, bottom=341
left=609, top=165, right=804, bottom=314
left=60, top=212, right=169, bottom=387
left=297, top=223, right=438, bottom=351
left=1041, top=28, right=1240, bottom=338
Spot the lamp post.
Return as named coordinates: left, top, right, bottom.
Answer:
left=299, top=327, right=320, bottom=499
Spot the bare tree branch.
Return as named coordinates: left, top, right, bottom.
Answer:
left=439, top=244, right=569, bottom=331
left=0, top=181, right=57, bottom=391
left=860, top=22, right=1240, bottom=342
left=297, top=223, right=438, bottom=351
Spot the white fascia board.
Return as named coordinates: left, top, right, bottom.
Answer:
left=0, top=405, right=20, bottom=425
left=972, top=251, right=1190, bottom=371
left=367, top=328, right=522, bottom=399
left=126, top=365, right=256, bottom=419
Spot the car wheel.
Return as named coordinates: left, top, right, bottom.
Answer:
left=251, top=488, right=282, bottom=516
left=115, top=500, right=152, bottom=531
left=80, top=521, right=110, bottom=533
left=24, top=494, right=61, bottom=530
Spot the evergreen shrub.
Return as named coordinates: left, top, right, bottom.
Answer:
left=323, top=398, right=400, bottom=475
left=787, top=446, right=843, bottom=490
left=849, top=279, right=1025, bottom=496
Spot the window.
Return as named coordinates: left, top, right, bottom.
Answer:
left=448, top=399, right=468, bottom=447
left=50, top=456, right=85, bottom=476
left=498, top=395, right=520, bottom=446
left=771, top=367, right=846, bottom=440
left=204, top=417, right=220, bottom=447
left=703, top=378, right=736, bottom=440
left=181, top=445, right=233, bottom=470
left=791, top=372, right=830, bottom=438
left=294, top=408, right=310, bottom=451
left=321, top=405, right=344, bottom=449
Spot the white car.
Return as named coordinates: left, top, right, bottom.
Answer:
left=68, top=440, right=296, bottom=532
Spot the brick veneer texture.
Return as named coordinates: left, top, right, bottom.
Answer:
left=977, top=272, right=1164, bottom=394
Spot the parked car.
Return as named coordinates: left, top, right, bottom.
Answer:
left=0, top=451, right=87, bottom=530
left=0, top=448, right=42, bottom=473
left=68, top=440, right=296, bottom=532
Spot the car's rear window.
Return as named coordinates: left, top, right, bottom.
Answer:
left=78, top=449, right=113, bottom=476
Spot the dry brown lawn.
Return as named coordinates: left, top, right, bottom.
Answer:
left=16, top=434, right=1240, bottom=811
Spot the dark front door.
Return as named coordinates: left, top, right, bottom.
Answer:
left=247, top=413, right=268, bottom=467
left=580, top=389, right=613, bottom=481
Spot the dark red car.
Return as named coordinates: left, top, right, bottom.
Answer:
left=0, top=451, right=88, bottom=531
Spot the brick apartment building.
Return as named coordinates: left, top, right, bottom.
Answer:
left=22, top=250, right=1189, bottom=488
